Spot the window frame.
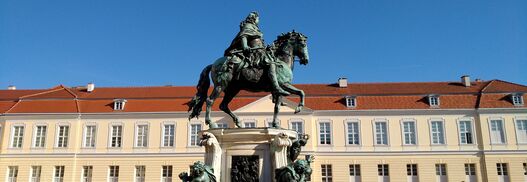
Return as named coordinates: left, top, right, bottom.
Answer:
left=134, top=123, right=149, bottom=148
left=321, top=164, right=333, bottom=182
left=377, top=164, right=389, bottom=176
left=400, top=119, right=417, bottom=145
left=82, top=165, right=93, bottom=182
left=428, top=94, right=440, bottom=107
left=457, top=118, right=477, bottom=145
left=162, top=165, right=173, bottom=182
left=289, top=118, right=305, bottom=139
left=30, top=165, right=42, bottom=182
left=8, top=166, right=18, bottom=182
left=113, top=99, right=127, bottom=110
left=488, top=117, right=507, bottom=145
left=82, top=124, right=97, bottom=149
left=406, top=164, right=418, bottom=176
left=135, top=165, right=146, bottom=182
left=349, top=164, right=361, bottom=176
left=242, top=119, right=257, bottom=128
left=108, top=124, right=123, bottom=148
left=55, top=124, right=70, bottom=148
left=10, top=124, right=25, bottom=149
left=344, top=119, right=361, bottom=146
left=511, top=93, right=524, bottom=106
left=435, top=164, right=447, bottom=176
left=345, top=96, right=357, bottom=108
left=429, top=118, right=446, bottom=145
left=160, top=122, right=176, bottom=148
left=496, top=163, right=509, bottom=176
left=54, top=165, right=65, bottom=182
left=317, top=119, right=333, bottom=145
left=32, top=124, right=48, bottom=148
left=514, top=117, right=527, bottom=144
left=108, top=166, right=119, bottom=182
left=188, top=122, right=203, bottom=147
left=373, top=119, right=389, bottom=146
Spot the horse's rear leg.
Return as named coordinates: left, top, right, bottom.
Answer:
left=219, top=88, right=241, bottom=128
left=271, top=94, right=282, bottom=128
left=282, top=84, right=305, bottom=114
left=205, top=86, right=222, bottom=128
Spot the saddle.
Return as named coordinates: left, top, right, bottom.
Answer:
left=227, top=53, right=266, bottom=83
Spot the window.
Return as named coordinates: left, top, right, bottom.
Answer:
left=345, top=96, right=357, bottom=108
left=516, top=119, right=527, bottom=144
left=428, top=95, right=440, bottom=107
left=110, top=125, right=122, bottom=148
left=435, top=164, right=447, bottom=182
left=375, top=121, right=388, bottom=145
left=162, top=124, right=175, bottom=147
left=33, top=125, right=47, bottom=148
left=402, top=121, right=416, bottom=145
left=113, top=99, right=127, bottom=110
left=347, top=121, right=360, bottom=145
left=162, top=165, right=173, bottom=182
left=56, top=125, right=69, bottom=148
left=290, top=120, right=304, bottom=138
left=406, top=164, right=418, bottom=176
left=321, top=164, right=332, bottom=182
left=459, top=120, right=474, bottom=144
left=109, top=166, right=119, bottom=182
left=190, top=124, right=202, bottom=146
left=82, top=166, right=93, bottom=182
left=319, top=122, right=331, bottom=145
left=349, top=164, right=361, bottom=180
left=496, top=163, right=508, bottom=176
left=7, top=166, right=18, bottom=182
left=217, top=123, right=229, bottom=128
left=511, top=93, right=524, bottom=106
left=244, top=121, right=256, bottom=128
left=54, top=166, right=65, bottom=182
left=31, top=166, right=42, bottom=182
left=84, top=125, right=96, bottom=148
left=490, top=119, right=506, bottom=144
left=435, top=164, right=446, bottom=175
left=135, top=166, right=145, bottom=182
left=430, top=121, right=445, bottom=144
left=465, top=163, right=476, bottom=175
left=11, top=126, right=24, bottom=148
left=378, top=164, right=389, bottom=176
left=136, top=125, right=148, bottom=147
left=266, top=118, right=280, bottom=127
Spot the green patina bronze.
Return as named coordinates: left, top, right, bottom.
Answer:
left=187, top=11, right=310, bottom=129
left=179, top=161, right=217, bottom=182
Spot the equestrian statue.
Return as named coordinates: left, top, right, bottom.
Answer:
left=187, top=11, right=310, bottom=128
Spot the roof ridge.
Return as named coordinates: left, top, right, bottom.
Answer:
left=62, top=86, right=78, bottom=98
left=4, top=100, right=22, bottom=114
left=19, top=86, right=67, bottom=99
left=493, top=79, right=527, bottom=88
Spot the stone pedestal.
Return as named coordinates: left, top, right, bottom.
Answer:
left=200, top=128, right=297, bottom=182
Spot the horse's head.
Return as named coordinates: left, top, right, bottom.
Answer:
left=274, top=30, right=310, bottom=65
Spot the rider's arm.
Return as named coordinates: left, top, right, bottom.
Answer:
left=241, top=36, right=250, bottom=51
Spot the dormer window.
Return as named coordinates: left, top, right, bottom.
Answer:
left=345, top=96, right=357, bottom=108
left=113, top=99, right=127, bottom=110
left=511, top=93, right=524, bottom=106
left=428, top=95, right=440, bottom=107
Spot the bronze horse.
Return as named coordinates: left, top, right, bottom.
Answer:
left=188, top=31, right=310, bottom=128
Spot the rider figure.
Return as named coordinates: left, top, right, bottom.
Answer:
left=224, top=12, right=290, bottom=96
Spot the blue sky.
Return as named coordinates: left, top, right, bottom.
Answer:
left=1, top=0, right=526, bottom=89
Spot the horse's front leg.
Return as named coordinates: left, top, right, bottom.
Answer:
left=271, top=94, right=282, bottom=128
left=205, top=86, right=222, bottom=128
left=282, top=83, right=305, bottom=114
left=219, top=87, right=241, bottom=128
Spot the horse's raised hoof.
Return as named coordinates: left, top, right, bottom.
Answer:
left=294, top=106, right=303, bottom=114
left=234, top=122, right=242, bottom=128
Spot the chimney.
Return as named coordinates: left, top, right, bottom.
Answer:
left=7, top=85, right=16, bottom=90
left=87, top=83, right=95, bottom=92
left=461, top=75, right=471, bottom=87
left=338, top=77, right=348, bottom=88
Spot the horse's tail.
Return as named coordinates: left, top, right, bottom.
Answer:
left=188, top=64, right=212, bottom=120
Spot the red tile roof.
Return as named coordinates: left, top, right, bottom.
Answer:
left=1, top=79, right=525, bottom=114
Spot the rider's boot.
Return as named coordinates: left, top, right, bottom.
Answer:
left=269, top=63, right=290, bottom=96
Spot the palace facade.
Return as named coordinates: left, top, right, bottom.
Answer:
left=0, top=77, right=526, bottom=182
